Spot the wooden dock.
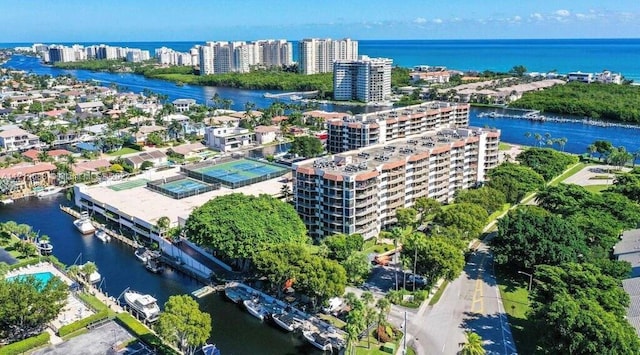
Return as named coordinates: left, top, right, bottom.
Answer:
left=59, top=205, right=140, bottom=249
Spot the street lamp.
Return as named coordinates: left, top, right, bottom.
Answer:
left=518, top=270, right=533, bottom=292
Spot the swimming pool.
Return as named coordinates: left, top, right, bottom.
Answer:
left=6, top=271, right=55, bottom=285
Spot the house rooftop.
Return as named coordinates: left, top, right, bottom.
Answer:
left=622, top=277, right=640, bottom=337
left=0, top=162, right=56, bottom=177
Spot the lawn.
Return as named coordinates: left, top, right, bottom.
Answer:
left=498, top=142, right=512, bottom=151
left=496, top=268, right=537, bottom=354
left=363, top=243, right=395, bottom=255
left=428, top=280, right=449, bottom=306
left=549, top=162, right=587, bottom=186
left=584, top=184, right=609, bottom=194
left=317, top=313, right=346, bottom=330
left=107, top=147, right=140, bottom=156
left=487, top=203, right=510, bottom=224
left=354, top=329, right=403, bottom=355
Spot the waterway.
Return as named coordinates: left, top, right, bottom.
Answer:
left=0, top=196, right=317, bottom=355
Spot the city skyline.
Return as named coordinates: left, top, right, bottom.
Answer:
left=1, top=0, right=639, bottom=42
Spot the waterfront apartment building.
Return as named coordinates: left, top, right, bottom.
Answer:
left=333, top=56, right=392, bottom=103
left=293, top=126, right=500, bottom=239
left=326, top=102, right=470, bottom=153
left=298, top=38, right=358, bottom=74
left=198, top=45, right=215, bottom=75
left=197, top=40, right=293, bottom=75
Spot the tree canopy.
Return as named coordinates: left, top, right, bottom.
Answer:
left=492, top=206, right=588, bottom=269
left=288, top=136, right=324, bottom=158
left=252, top=243, right=346, bottom=303
left=486, top=162, right=545, bottom=203
left=516, top=148, right=578, bottom=181
left=0, top=274, right=68, bottom=342
left=454, top=186, right=506, bottom=215
left=184, top=193, right=309, bottom=269
left=528, top=263, right=640, bottom=354
left=433, top=203, right=488, bottom=239
left=156, top=295, right=211, bottom=355
left=402, top=233, right=464, bottom=281
left=323, top=233, right=364, bottom=262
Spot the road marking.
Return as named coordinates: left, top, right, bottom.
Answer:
left=470, top=254, right=486, bottom=314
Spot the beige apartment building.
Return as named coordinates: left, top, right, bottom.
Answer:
left=293, top=126, right=500, bottom=240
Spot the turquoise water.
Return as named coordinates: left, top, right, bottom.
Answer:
left=6, top=271, right=55, bottom=290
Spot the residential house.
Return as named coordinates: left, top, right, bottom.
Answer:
left=254, top=125, right=280, bottom=145
left=229, top=110, right=263, bottom=120
left=567, top=71, right=593, bottom=83
left=613, top=229, right=640, bottom=278
left=167, top=142, right=207, bottom=160
left=0, top=162, right=57, bottom=196
left=124, top=150, right=167, bottom=169
left=76, top=101, right=105, bottom=114
left=207, top=115, right=241, bottom=127
left=172, top=99, right=196, bottom=113
left=0, top=127, right=41, bottom=152
left=204, top=126, right=252, bottom=152
left=72, top=159, right=111, bottom=175
left=8, top=95, right=33, bottom=109
left=22, top=149, right=72, bottom=162
left=134, top=125, right=167, bottom=144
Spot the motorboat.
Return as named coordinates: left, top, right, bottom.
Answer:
left=123, top=290, right=161, bottom=322
left=200, top=344, right=221, bottom=355
left=302, top=330, right=332, bottom=351
left=73, top=211, right=96, bottom=235
left=135, top=248, right=160, bottom=263
left=224, top=282, right=253, bottom=304
left=144, top=258, right=165, bottom=274
left=272, top=312, right=301, bottom=332
left=36, top=186, right=63, bottom=198
left=243, top=299, right=268, bottom=321
left=95, top=228, right=111, bottom=243
left=1, top=198, right=14, bottom=205
left=36, top=240, right=53, bottom=255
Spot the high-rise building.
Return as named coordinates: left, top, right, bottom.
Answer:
left=293, top=123, right=501, bottom=240
left=199, top=44, right=214, bottom=75
left=333, top=56, right=392, bottom=103
left=298, top=38, right=358, bottom=74
left=255, top=39, right=293, bottom=67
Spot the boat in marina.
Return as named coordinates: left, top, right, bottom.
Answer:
left=36, top=240, right=53, bottom=255
left=272, top=312, right=301, bottom=332
left=123, top=289, right=161, bottom=322
left=36, top=186, right=63, bottom=198
left=134, top=247, right=160, bottom=263
left=243, top=299, right=269, bottom=321
left=144, top=258, right=165, bottom=274
left=200, top=343, right=221, bottom=355
left=94, top=228, right=111, bottom=243
left=302, top=330, right=333, bottom=351
left=224, top=281, right=254, bottom=303
left=1, top=198, right=14, bottom=205
left=73, top=211, right=96, bottom=235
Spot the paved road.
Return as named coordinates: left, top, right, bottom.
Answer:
left=394, top=240, right=517, bottom=355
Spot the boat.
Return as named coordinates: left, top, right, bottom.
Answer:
left=243, top=299, right=269, bottom=321
left=144, top=258, right=165, bottom=273
left=95, top=228, right=111, bottom=243
left=123, top=290, right=161, bottom=322
left=302, top=330, right=332, bottom=351
left=36, top=186, right=62, bottom=198
left=224, top=282, right=253, bottom=304
left=135, top=247, right=150, bottom=263
left=290, top=95, right=302, bottom=101
left=73, top=211, right=96, bottom=235
left=272, top=312, right=301, bottom=332
left=1, top=199, right=14, bottom=205
left=36, top=240, right=53, bottom=255
left=200, top=344, right=221, bottom=355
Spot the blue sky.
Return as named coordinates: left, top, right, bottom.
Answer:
left=1, top=0, right=639, bottom=42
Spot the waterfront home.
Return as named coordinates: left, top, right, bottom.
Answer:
left=0, top=162, right=57, bottom=196
left=72, top=159, right=111, bottom=175
left=254, top=125, right=281, bottom=145
left=207, top=115, right=241, bottom=128
left=0, top=127, right=41, bottom=152
left=167, top=142, right=207, bottom=160
left=8, top=95, right=33, bottom=108
left=172, top=98, right=196, bottom=113
left=229, top=110, right=263, bottom=119
left=123, top=150, right=167, bottom=169
left=75, top=101, right=105, bottom=114
left=204, top=126, right=252, bottom=152
left=133, top=125, right=167, bottom=144
left=22, top=148, right=72, bottom=162
left=161, top=113, right=190, bottom=124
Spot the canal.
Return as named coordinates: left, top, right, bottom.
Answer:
left=0, top=196, right=317, bottom=355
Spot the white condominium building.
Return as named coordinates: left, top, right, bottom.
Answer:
left=293, top=126, right=500, bottom=240
left=333, top=56, right=392, bottom=103
left=199, top=44, right=215, bottom=75
left=299, top=38, right=359, bottom=74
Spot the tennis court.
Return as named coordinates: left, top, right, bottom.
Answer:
left=109, top=179, right=149, bottom=191
left=146, top=177, right=220, bottom=199
left=181, top=158, right=289, bottom=189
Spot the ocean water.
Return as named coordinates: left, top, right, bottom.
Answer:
left=3, top=39, right=640, bottom=80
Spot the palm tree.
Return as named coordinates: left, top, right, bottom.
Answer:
left=587, top=144, right=597, bottom=161
left=37, top=150, right=51, bottom=162
left=280, top=184, right=292, bottom=202
left=557, top=137, right=568, bottom=151
left=67, top=264, right=81, bottom=281
left=80, top=261, right=98, bottom=281
left=533, top=133, right=542, bottom=147
left=167, top=120, right=183, bottom=141
left=361, top=292, right=375, bottom=349
left=156, top=216, right=171, bottom=237
left=461, top=331, right=485, bottom=355
left=375, top=298, right=391, bottom=329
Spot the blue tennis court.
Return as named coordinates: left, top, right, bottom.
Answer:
left=160, top=178, right=208, bottom=193
left=182, top=158, right=289, bottom=188
left=147, top=177, right=220, bottom=199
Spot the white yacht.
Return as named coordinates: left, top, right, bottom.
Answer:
left=243, top=299, right=268, bottom=321
left=302, top=330, right=332, bottom=351
left=36, top=186, right=63, bottom=198
left=123, top=290, right=161, bottom=322
left=73, top=211, right=96, bottom=235
left=95, top=228, right=111, bottom=243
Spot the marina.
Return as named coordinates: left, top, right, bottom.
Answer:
left=477, top=109, right=640, bottom=130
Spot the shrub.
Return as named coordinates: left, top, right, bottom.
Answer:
left=0, top=331, right=50, bottom=355
left=382, top=342, right=397, bottom=354
left=376, top=325, right=391, bottom=343
left=115, top=313, right=178, bottom=355
left=58, top=309, right=109, bottom=337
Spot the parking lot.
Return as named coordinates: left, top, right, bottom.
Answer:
left=362, top=265, right=427, bottom=293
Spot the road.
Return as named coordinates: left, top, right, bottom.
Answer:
left=387, top=240, right=517, bottom=355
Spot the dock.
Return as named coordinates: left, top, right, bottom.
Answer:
left=60, top=205, right=141, bottom=249
left=191, top=285, right=222, bottom=298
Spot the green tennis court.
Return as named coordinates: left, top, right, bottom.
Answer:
left=109, top=179, right=149, bottom=191
left=181, top=158, right=289, bottom=189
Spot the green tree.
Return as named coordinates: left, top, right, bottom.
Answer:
left=433, top=203, right=488, bottom=239
left=395, top=207, right=417, bottom=229
left=413, top=197, right=441, bottom=225
left=486, top=162, right=545, bottom=203
left=323, top=233, right=364, bottom=262
left=288, top=136, right=324, bottom=158
left=454, top=187, right=506, bottom=214
left=0, top=274, right=68, bottom=341
left=402, top=233, right=464, bottom=281
left=146, top=131, right=164, bottom=146
left=185, top=193, right=309, bottom=270
left=342, top=251, right=371, bottom=284
left=510, top=65, right=527, bottom=77
left=492, top=206, right=588, bottom=269
left=156, top=216, right=171, bottom=235
left=516, top=148, right=578, bottom=181
left=156, top=295, right=212, bottom=355
left=461, top=331, right=485, bottom=355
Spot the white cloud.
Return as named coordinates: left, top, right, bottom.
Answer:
left=513, top=15, right=522, bottom=21
left=554, top=9, right=570, bottom=17
left=432, top=18, right=443, bottom=24
left=413, top=17, right=427, bottom=24
left=530, top=13, right=544, bottom=21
